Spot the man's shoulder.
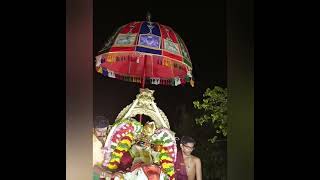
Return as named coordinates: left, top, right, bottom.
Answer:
left=191, top=155, right=201, bottom=162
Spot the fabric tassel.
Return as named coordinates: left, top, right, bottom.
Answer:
left=171, top=79, right=175, bottom=86
left=95, top=55, right=102, bottom=67
left=97, top=66, right=103, bottom=74
left=187, top=70, right=192, bottom=77
left=174, top=77, right=181, bottom=86
left=190, top=79, right=195, bottom=87
left=102, top=69, right=108, bottom=77
left=108, top=71, right=115, bottom=78
left=151, top=78, right=160, bottom=85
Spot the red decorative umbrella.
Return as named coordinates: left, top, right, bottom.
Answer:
left=95, top=14, right=194, bottom=88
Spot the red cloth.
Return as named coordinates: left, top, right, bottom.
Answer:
left=110, top=152, right=134, bottom=180
left=174, top=150, right=188, bottom=180
left=142, top=164, right=161, bottom=180
left=131, top=162, right=161, bottom=180
left=119, top=151, right=133, bottom=171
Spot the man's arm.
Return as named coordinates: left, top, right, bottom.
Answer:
left=195, top=158, right=202, bottom=180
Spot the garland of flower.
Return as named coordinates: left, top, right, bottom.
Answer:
left=106, top=132, right=134, bottom=171
left=152, top=131, right=176, bottom=180
left=104, top=119, right=142, bottom=172
left=159, top=147, right=175, bottom=180
left=103, top=119, right=142, bottom=165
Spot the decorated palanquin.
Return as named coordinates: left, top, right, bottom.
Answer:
left=102, top=89, right=177, bottom=180
left=95, top=20, right=194, bottom=87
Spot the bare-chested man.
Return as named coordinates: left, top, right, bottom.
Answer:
left=174, top=136, right=202, bottom=180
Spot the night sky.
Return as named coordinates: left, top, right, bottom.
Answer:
left=93, top=1, right=226, bottom=140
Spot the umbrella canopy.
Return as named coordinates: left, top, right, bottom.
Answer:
left=95, top=16, right=194, bottom=87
